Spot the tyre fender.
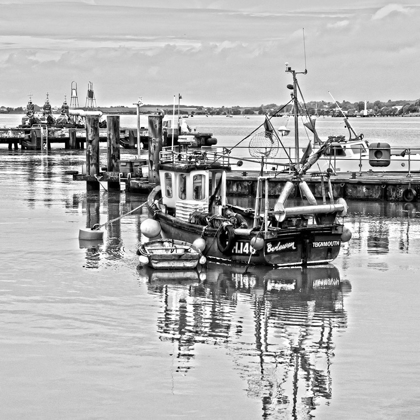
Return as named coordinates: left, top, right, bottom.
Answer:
left=402, top=188, right=416, bottom=202
left=216, top=224, right=236, bottom=255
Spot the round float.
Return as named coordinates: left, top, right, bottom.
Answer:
left=78, top=227, right=104, bottom=241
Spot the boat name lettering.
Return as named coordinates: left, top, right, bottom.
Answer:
left=266, top=241, right=296, bottom=253
left=313, top=277, right=340, bottom=288
left=312, top=240, right=340, bottom=248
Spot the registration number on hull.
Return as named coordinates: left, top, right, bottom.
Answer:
left=232, top=241, right=256, bottom=255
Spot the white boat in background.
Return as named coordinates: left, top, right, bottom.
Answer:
left=304, top=116, right=420, bottom=174
left=275, top=92, right=420, bottom=174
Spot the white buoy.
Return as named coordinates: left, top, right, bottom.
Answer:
left=341, top=226, right=352, bottom=242
left=199, top=255, right=207, bottom=265
left=199, top=272, right=207, bottom=281
left=250, top=236, right=265, bottom=251
left=139, top=255, right=149, bottom=265
left=79, top=227, right=104, bottom=240
left=193, top=237, right=206, bottom=252
left=141, top=219, right=161, bottom=238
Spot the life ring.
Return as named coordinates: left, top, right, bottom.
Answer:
left=216, top=224, right=236, bottom=255
left=402, top=188, right=416, bottom=202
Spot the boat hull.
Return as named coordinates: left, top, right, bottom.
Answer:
left=154, top=212, right=343, bottom=267
left=138, top=238, right=201, bottom=270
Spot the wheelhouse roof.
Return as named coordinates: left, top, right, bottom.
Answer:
left=159, top=162, right=231, bottom=173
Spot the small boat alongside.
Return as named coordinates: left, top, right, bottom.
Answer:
left=137, top=238, right=205, bottom=270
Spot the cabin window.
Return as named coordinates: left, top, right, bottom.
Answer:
left=193, top=174, right=205, bottom=200
left=164, top=173, right=173, bottom=198
left=179, top=174, right=187, bottom=200
left=350, top=143, right=366, bottom=154
left=326, top=145, right=346, bottom=157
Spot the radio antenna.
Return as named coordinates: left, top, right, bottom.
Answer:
left=302, top=28, right=307, bottom=73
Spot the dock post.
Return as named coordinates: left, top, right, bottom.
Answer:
left=86, top=193, right=100, bottom=229
left=68, top=128, right=77, bottom=149
left=86, top=116, right=100, bottom=191
left=106, top=192, right=121, bottom=250
left=45, top=126, right=51, bottom=151
left=128, top=129, right=136, bottom=149
left=29, top=128, right=42, bottom=150
left=78, top=130, right=84, bottom=150
left=8, top=140, right=18, bottom=150
left=148, top=114, right=163, bottom=184
left=29, top=130, right=36, bottom=150
left=107, top=115, right=121, bottom=191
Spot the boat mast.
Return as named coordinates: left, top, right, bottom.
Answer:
left=285, top=63, right=307, bottom=165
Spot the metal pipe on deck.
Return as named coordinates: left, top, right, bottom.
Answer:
left=299, top=181, right=317, bottom=205
left=274, top=202, right=346, bottom=222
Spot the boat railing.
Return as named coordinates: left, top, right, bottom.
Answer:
left=169, top=143, right=420, bottom=174
left=160, top=145, right=232, bottom=167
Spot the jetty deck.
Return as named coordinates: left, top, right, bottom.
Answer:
left=115, top=168, right=420, bottom=202
left=225, top=170, right=420, bottom=202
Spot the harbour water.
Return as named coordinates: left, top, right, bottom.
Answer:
left=1, top=115, right=420, bottom=419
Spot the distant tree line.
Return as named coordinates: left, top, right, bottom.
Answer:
left=2, top=99, right=420, bottom=117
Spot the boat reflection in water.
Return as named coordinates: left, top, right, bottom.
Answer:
left=139, top=263, right=351, bottom=418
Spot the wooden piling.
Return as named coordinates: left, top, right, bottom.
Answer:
left=68, top=128, right=77, bottom=149
left=8, top=140, right=18, bottom=150
left=86, top=116, right=100, bottom=191
left=107, top=116, right=121, bottom=191
left=29, top=129, right=42, bottom=150
left=106, top=192, right=121, bottom=247
left=128, top=129, right=136, bottom=149
left=148, top=114, right=163, bottom=184
left=86, top=194, right=100, bottom=229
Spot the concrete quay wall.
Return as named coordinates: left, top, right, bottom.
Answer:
left=226, top=171, right=420, bottom=202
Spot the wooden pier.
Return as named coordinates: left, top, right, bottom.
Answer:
left=67, top=114, right=420, bottom=202
left=0, top=126, right=148, bottom=150
left=123, top=168, right=420, bottom=202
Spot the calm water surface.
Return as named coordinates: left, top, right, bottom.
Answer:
left=0, top=116, right=420, bottom=419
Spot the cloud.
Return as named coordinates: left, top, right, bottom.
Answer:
left=327, top=20, right=350, bottom=29
left=0, top=1, right=419, bottom=107
left=372, top=4, right=409, bottom=20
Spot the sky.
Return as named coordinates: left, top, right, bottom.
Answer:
left=0, top=0, right=419, bottom=107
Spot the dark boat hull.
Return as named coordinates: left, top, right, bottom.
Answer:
left=154, top=212, right=343, bottom=267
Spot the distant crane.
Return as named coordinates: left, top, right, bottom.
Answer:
left=85, top=81, right=97, bottom=109
left=70, top=81, right=79, bottom=109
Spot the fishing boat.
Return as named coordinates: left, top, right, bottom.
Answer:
left=137, top=238, right=205, bottom=270
left=144, top=64, right=352, bottom=267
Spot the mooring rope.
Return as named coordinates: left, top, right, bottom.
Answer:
left=92, top=201, right=149, bottom=230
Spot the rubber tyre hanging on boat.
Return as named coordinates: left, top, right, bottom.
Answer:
left=217, top=224, right=236, bottom=255
left=402, top=188, right=416, bottom=202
